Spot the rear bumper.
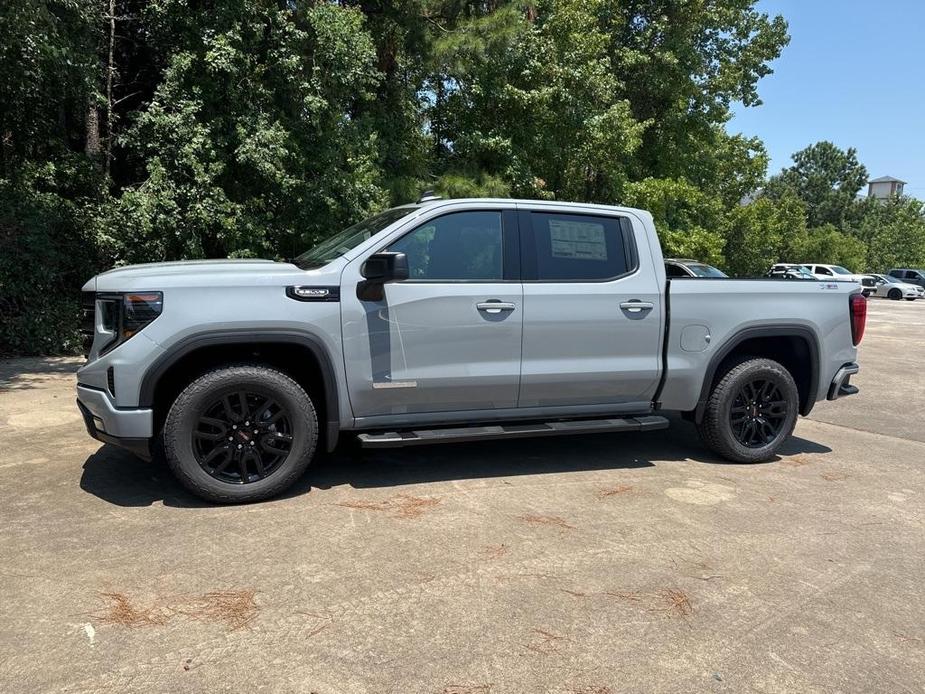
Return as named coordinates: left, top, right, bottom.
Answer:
left=76, top=385, right=153, bottom=460
left=827, top=363, right=859, bottom=400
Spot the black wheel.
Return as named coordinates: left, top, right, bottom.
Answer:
left=905, top=297, right=916, bottom=301
left=163, top=365, right=318, bottom=503
left=696, top=357, right=799, bottom=463
left=888, top=288, right=902, bottom=300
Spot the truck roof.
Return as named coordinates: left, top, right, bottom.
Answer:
left=403, top=197, right=649, bottom=217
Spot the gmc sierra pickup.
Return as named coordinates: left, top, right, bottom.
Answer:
left=76, top=198, right=864, bottom=502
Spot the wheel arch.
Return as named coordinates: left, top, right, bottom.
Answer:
left=693, top=325, right=820, bottom=424
left=140, top=330, right=341, bottom=452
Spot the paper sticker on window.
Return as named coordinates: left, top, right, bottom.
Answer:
left=548, top=219, right=608, bottom=261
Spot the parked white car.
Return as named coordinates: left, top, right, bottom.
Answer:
left=767, top=263, right=816, bottom=279
left=869, top=274, right=924, bottom=301
left=804, top=264, right=876, bottom=295
left=805, top=264, right=874, bottom=284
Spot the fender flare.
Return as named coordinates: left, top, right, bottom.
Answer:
left=139, top=330, right=341, bottom=451
left=693, top=324, right=821, bottom=423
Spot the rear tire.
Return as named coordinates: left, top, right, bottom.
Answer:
left=888, top=288, right=902, bottom=300
left=905, top=297, right=916, bottom=301
left=696, top=357, right=799, bottom=463
left=163, top=364, right=318, bottom=503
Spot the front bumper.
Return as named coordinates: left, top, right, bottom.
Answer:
left=76, top=385, right=154, bottom=460
left=827, top=363, right=859, bottom=400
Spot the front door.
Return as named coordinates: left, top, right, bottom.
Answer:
left=341, top=209, right=523, bottom=420
left=517, top=208, right=663, bottom=409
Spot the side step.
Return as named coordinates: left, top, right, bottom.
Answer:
left=357, top=415, right=669, bottom=449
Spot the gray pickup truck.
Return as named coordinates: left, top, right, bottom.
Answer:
left=77, top=198, right=865, bottom=502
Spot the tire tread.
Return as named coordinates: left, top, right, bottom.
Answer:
left=696, top=356, right=798, bottom=464
left=163, top=364, right=318, bottom=503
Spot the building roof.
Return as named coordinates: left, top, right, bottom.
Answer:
left=868, top=175, right=906, bottom=184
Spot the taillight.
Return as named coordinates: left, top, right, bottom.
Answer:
left=849, top=293, right=866, bottom=345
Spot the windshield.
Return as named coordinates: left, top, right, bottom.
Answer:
left=830, top=266, right=852, bottom=275
left=294, top=207, right=416, bottom=269
left=686, top=263, right=728, bottom=278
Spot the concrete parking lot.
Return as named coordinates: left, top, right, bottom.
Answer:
left=1, top=299, right=922, bottom=693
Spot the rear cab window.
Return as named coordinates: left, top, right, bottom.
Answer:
left=521, top=211, right=636, bottom=281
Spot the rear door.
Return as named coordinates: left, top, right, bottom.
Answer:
left=517, top=207, right=662, bottom=409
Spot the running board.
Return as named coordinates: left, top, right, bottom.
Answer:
left=357, top=415, right=669, bottom=449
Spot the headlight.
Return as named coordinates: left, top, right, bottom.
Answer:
left=122, top=292, right=164, bottom=339
left=94, top=291, right=163, bottom=355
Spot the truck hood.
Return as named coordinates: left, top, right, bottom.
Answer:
left=85, top=258, right=337, bottom=292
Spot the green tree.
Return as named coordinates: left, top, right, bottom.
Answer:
left=765, top=141, right=868, bottom=229
left=854, top=197, right=925, bottom=271
left=724, top=195, right=806, bottom=276
left=427, top=0, right=786, bottom=204
left=109, top=1, right=388, bottom=262
left=623, top=178, right=727, bottom=266
left=785, top=224, right=868, bottom=273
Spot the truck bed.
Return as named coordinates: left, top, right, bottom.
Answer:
left=658, top=278, right=860, bottom=414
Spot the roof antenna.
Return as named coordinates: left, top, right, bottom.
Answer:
left=417, top=189, right=441, bottom=204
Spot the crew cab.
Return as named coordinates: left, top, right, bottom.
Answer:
left=76, top=199, right=865, bottom=503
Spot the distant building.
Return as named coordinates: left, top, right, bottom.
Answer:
left=867, top=175, right=906, bottom=200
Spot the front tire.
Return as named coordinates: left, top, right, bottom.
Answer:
left=888, top=288, right=902, bottom=300
left=163, top=365, right=318, bottom=503
left=696, top=357, right=799, bottom=463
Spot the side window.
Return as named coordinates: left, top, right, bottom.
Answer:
left=665, top=263, right=687, bottom=278
left=817, top=267, right=832, bottom=275
left=889, top=270, right=903, bottom=278
left=388, top=211, right=503, bottom=281
left=525, top=212, right=633, bottom=281
left=906, top=271, right=919, bottom=280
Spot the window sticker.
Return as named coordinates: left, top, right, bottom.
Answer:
left=548, top=219, right=608, bottom=261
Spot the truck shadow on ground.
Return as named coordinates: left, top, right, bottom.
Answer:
left=79, top=415, right=832, bottom=508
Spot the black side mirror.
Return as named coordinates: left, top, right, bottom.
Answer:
left=358, top=252, right=409, bottom=301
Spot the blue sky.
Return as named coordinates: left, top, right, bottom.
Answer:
left=729, top=0, right=925, bottom=195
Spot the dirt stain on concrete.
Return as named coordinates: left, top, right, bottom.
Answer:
left=604, top=588, right=693, bottom=619
left=335, top=494, right=441, bottom=519
left=93, top=588, right=257, bottom=631
left=525, top=627, right=569, bottom=655
left=598, top=484, right=633, bottom=498
left=517, top=514, right=575, bottom=531
left=480, top=543, right=508, bottom=560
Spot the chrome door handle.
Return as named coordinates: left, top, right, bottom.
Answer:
left=620, top=300, right=654, bottom=313
left=477, top=301, right=516, bottom=314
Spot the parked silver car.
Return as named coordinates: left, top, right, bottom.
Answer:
left=869, top=274, right=923, bottom=301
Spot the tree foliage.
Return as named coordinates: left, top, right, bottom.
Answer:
left=765, top=141, right=868, bottom=228
left=1, top=1, right=922, bottom=355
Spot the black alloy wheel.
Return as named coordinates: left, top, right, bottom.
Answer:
left=193, top=390, right=294, bottom=484
left=729, top=379, right=789, bottom=448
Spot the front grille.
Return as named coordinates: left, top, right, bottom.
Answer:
left=80, top=291, right=96, bottom=357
